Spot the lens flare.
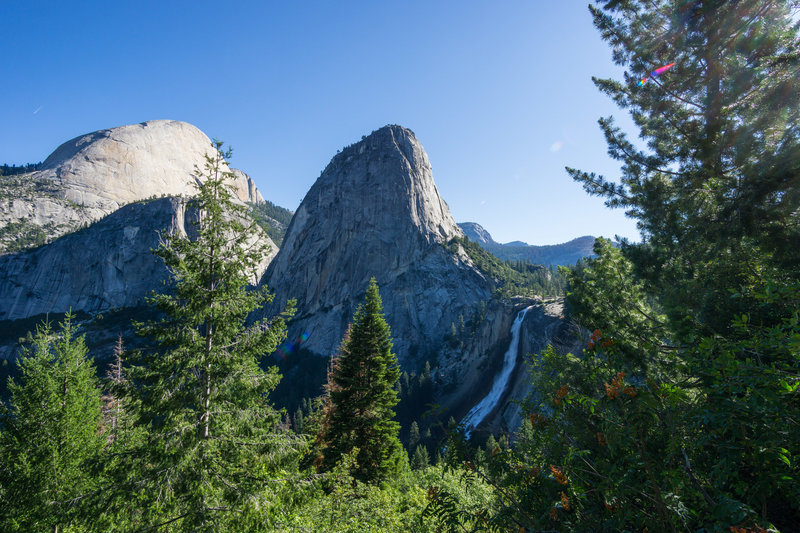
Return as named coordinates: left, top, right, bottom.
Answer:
left=638, top=62, right=675, bottom=86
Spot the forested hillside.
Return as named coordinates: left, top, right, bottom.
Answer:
left=248, top=199, right=294, bottom=246
left=458, top=221, right=597, bottom=266
left=447, top=236, right=567, bottom=298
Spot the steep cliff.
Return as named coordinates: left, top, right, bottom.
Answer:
left=263, top=125, right=494, bottom=368
left=0, top=197, right=277, bottom=322
left=489, top=300, right=584, bottom=435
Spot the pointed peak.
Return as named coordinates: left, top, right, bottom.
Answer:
left=326, top=124, right=420, bottom=172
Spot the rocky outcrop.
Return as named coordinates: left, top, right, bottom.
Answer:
left=0, top=120, right=264, bottom=253
left=0, top=197, right=277, bottom=321
left=435, top=300, right=518, bottom=414
left=459, top=222, right=497, bottom=246
left=263, top=125, right=493, bottom=367
left=231, top=168, right=265, bottom=205
left=38, top=120, right=263, bottom=208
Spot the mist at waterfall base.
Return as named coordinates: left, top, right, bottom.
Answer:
left=461, top=306, right=534, bottom=439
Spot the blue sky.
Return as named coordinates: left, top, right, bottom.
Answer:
left=1, top=1, right=643, bottom=245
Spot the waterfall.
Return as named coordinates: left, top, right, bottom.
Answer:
left=461, top=305, right=533, bottom=439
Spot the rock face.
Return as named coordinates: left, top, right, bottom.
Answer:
left=0, top=197, right=278, bottom=321
left=39, top=120, right=263, bottom=209
left=264, top=125, right=492, bottom=366
left=459, top=222, right=497, bottom=246
left=231, top=168, right=265, bottom=205
left=493, top=300, right=584, bottom=433
left=0, top=120, right=263, bottom=254
left=436, top=298, right=584, bottom=438
left=0, top=118, right=277, bottom=322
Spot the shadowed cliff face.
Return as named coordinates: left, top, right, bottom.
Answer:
left=0, top=196, right=277, bottom=322
left=493, top=300, right=585, bottom=435
left=263, top=125, right=493, bottom=367
left=0, top=198, right=184, bottom=321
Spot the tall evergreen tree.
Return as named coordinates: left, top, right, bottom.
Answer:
left=0, top=314, right=104, bottom=532
left=567, top=0, right=800, bottom=335
left=424, top=4, right=800, bottom=531
left=547, top=1, right=800, bottom=528
left=119, top=141, right=297, bottom=530
left=315, top=278, right=404, bottom=484
left=408, top=420, right=420, bottom=450
left=103, top=334, right=127, bottom=443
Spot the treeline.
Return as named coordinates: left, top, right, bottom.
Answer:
left=0, top=162, right=43, bottom=176
left=248, top=199, right=294, bottom=246
left=448, top=236, right=567, bottom=298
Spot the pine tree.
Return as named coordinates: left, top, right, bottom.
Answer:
left=315, top=278, right=404, bottom=484
left=293, top=407, right=305, bottom=434
left=410, top=445, right=430, bottom=471
left=0, top=314, right=104, bottom=532
left=567, top=0, right=800, bottom=335
left=119, top=141, right=297, bottom=530
left=408, top=420, right=420, bottom=450
left=528, top=1, right=800, bottom=529
left=102, top=333, right=127, bottom=443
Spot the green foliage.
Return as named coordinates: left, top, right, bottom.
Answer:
left=564, top=237, right=672, bottom=373
left=507, top=291, right=798, bottom=530
left=247, top=199, right=294, bottom=247
left=567, top=0, right=800, bottom=336
left=430, top=2, right=800, bottom=531
left=408, top=421, right=420, bottom=449
left=114, top=141, right=300, bottom=530
left=411, top=446, right=430, bottom=471
left=420, top=440, right=511, bottom=532
left=490, top=1, right=800, bottom=529
left=315, top=278, right=404, bottom=484
left=276, top=458, right=490, bottom=532
left=0, top=162, right=42, bottom=176
left=426, top=303, right=797, bottom=530
left=0, top=314, right=104, bottom=532
left=0, top=220, right=55, bottom=252
left=447, top=236, right=567, bottom=298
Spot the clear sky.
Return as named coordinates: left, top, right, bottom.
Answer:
left=1, top=1, right=643, bottom=245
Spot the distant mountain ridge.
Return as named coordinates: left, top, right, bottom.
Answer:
left=458, top=222, right=595, bottom=266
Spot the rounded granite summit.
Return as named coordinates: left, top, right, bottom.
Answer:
left=39, top=119, right=262, bottom=215
left=0, top=119, right=266, bottom=255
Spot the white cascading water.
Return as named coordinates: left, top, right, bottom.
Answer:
left=461, top=305, right=533, bottom=439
